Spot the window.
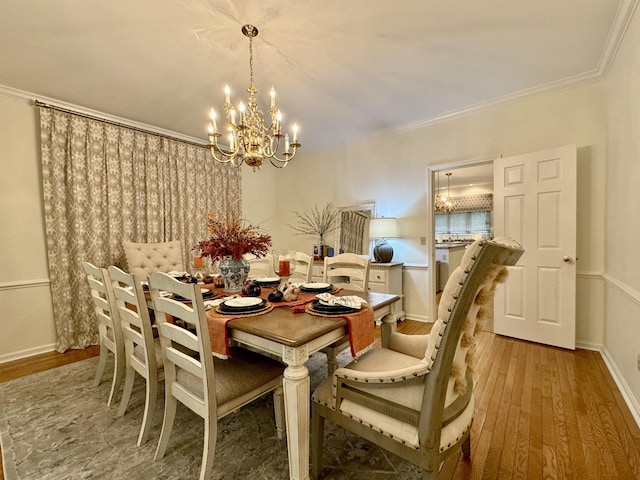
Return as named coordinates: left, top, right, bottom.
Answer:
left=435, top=210, right=492, bottom=234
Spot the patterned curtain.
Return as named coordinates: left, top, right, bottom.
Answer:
left=340, top=211, right=368, bottom=254
left=39, top=107, right=241, bottom=352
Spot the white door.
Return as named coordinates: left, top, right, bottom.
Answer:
left=493, top=145, right=577, bottom=349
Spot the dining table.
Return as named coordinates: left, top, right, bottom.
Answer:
left=222, top=289, right=401, bottom=480
left=150, top=281, right=401, bottom=480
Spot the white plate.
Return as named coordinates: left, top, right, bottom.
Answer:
left=223, top=297, right=263, bottom=308
left=255, top=277, right=280, bottom=283
left=302, top=282, right=331, bottom=289
left=201, top=288, right=210, bottom=294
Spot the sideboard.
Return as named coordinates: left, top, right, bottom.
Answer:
left=311, top=261, right=405, bottom=321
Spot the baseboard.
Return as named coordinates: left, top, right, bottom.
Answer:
left=0, top=343, right=57, bottom=364
left=403, top=313, right=431, bottom=322
left=600, top=346, right=640, bottom=429
left=575, top=340, right=602, bottom=351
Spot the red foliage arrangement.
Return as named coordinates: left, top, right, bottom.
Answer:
left=196, top=213, right=272, bottom=261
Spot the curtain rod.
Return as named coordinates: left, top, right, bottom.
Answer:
left=34, top=100, right=209, bottom=149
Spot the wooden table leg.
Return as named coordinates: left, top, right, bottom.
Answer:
left=282, top=346, right=311, bottom=480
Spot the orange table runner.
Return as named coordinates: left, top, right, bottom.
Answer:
left=305, top=304, right=375, bottom=359
left=205, top=290, right=373, bottom=360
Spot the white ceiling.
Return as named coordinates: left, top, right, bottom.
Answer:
left=0, top=0, right=632, bottom=152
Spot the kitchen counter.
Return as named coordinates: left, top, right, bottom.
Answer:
left=435, top=242, right=471, bottom=249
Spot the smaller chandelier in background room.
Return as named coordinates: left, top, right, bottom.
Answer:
left=434, top=172, right=457, bottom=213
left=206, top=24, right=301, bottom=171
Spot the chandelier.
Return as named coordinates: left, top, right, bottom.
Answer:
left=434, top=172, right=457, bottom=213
left=206, top=24, right=301, bottom=170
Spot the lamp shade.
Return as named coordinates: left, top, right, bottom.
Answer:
left=368, top=217, right=399, bottom=239
left=369, top=218, right=399, bottom=263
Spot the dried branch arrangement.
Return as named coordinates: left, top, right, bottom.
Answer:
left=288, top=202, right=341, bottom=243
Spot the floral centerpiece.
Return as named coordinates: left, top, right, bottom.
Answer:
left=196, top=213, right=271, bottom=291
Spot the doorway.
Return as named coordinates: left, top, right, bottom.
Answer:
left=427, top=159, right=495, bottom=325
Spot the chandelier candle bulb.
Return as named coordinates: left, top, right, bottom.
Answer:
left=292, top=124, right=298, bottom=143
left=224, top=84, right=230, bottom=105
left=270, top=86, right=276, bottom=107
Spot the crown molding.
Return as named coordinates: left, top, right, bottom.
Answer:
left=597, top=0, right=640, bottom=76
left=355, top=0, right=640, bottom=144
left=0, top=84, right=206, bottom=146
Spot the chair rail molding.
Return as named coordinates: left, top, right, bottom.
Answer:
left=0, top=278, right=51, bottom=291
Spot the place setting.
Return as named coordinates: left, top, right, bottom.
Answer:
left=171, top=288, right=218, bottom=303
left=306, top=291, right=368, bottom=316
left=214, top=296, right=272, bottom=316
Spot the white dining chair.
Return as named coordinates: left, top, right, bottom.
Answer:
left=83, top=261, right=125, bottom=407
left=321, top=253, right=372, bottom=374
left=108, top=265, right=163, bottom=446
left=244, top=252, right=274, bottom=279
left=285, top=251, right=313, bottom=283
left=323, top=253, right=371, bottom=291
left=148, top=272, right=286, bottom=480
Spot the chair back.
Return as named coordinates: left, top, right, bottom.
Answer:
left=245, top=252, right=274, bottom=279
left=123, top=240, right=184, bottom=280
left=290, top=251, right=313, bottom=283
left=108, top=266, right=158, bottom=381
left=418, top=238, right=523, bottom=458
left=323, top=253, right=371, bottom=291
left=148, top=272, right=215, bottom=418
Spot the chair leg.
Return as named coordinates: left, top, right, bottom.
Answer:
left=93, top=342, right=108, bottom=387
left=154, top=394, right=178, bottom=460
left=462, top=435, right=471, bottom=457
left=107, top=350, right=125, bottom=407
left=324, top=347, right=339, bottom=376
left=273, top=385, right=286, bottom=440
left=116, top=363, right=135, bottom=417
left=137, top=371, right=158, bottom=446
left=199, top=413, right=217, bottom=480
left=311, top=408, right=325, bottom=480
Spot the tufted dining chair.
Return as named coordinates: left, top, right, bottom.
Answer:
left=321, top=253, right=372, bottom=374
left=83, top=261, right=125, bottom=407
left=107, top=265, right=163, bottom=446
left=148, top=272, right=286, bottom=480
left=311, top=238, right=524, bottom=480
left=122, top=240, right=185, bottom=281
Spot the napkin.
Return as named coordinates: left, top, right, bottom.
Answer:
left=315, top=293, right=368, bottom=309
left=204, top=295, right=240, bottom=309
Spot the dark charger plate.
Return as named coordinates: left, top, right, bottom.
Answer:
left=219, top=298, right=267, bottom=313
left=309, top=299, right=359, bottom=315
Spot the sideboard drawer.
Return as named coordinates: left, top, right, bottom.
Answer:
left=369, top=269, right=387, bottom=285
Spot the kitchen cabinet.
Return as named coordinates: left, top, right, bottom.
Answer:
left=435, top=244, right=466, bottom=291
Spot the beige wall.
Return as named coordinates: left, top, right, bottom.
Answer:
left=270, top=82, right=608, bottom=339
left=1, top=80, right=610, bottom=360
left=603, top=6, right=640, bottom=417
left=0, top=95, right=57, bottom=360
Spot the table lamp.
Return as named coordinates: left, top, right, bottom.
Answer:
left=369, top=217, right=399, bottom=263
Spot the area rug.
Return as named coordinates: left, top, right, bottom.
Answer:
left=0, top=351, right=421, bottom=479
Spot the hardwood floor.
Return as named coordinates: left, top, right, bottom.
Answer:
left=2, top=323, right=640, bottom=479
